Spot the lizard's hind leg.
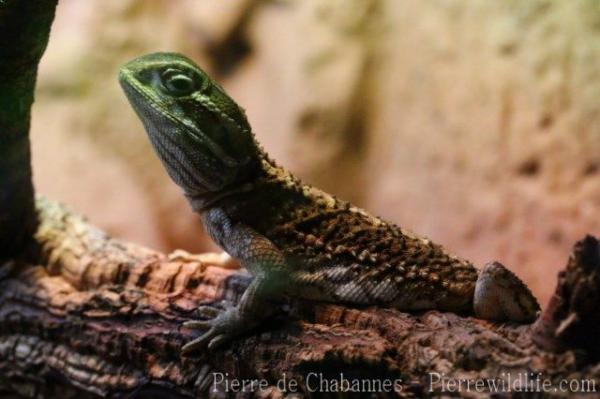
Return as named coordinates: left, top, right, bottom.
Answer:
left=473, top=261, right=540, bottom=323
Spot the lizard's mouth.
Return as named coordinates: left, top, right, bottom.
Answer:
left=119, top=70, right=240, bottom=195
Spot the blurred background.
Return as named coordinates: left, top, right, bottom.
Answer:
left=31, top=0, right=600, bottom=306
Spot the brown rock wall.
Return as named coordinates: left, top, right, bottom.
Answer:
left=32, top=0, right=600, bottom=305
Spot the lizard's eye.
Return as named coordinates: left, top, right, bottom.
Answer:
left=162, top=69, right=196, bottom=96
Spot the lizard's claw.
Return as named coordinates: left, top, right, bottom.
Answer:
left=194, top=364, right=216, bottom=393
left=181, top=329, right=225, bottom=354
left=181, top=303, right=242, bottom=354
left=182, top=320, right=212, bottom=330
left=196, top=305, right=223, bottom=319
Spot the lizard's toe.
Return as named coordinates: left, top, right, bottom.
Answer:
left=194, top=365, right=215, bottom=392
left=181, top=305, right=242, bottom=354
left=196, top=305, right=222, bottom=319
left=183, top=320, right=213, bottom=329
left=181, top=326, right=225, bottom=355
left=207, top=334, right=230, bottom=350
left=182, top=328, right=231, bottom=354
left=182, top=329, right=219, bottom=354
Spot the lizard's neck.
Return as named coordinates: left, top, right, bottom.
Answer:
left=186, top=183, right=256, bottom=212
left=185, top=147, right=293, bottom=212
left=186, top=144, right=273, bottom=212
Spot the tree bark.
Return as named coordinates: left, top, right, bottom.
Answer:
left=1, top=1, right=600, bottom=398
left=1, top=200, right=599, bottom=398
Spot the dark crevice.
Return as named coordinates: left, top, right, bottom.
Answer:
left=517, top=158, right=541, bottom=177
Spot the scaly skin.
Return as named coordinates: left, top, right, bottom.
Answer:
left=119, top=53, right=540, bottom=353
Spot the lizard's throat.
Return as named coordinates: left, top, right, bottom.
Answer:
left=186, top=182, right=255, bottom=212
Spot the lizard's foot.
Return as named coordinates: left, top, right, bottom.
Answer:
left=182, top=276, right=281, bottom=354
left=474, top=261, right=540, bottom=323
left=181, top=302, right=246, bottom=354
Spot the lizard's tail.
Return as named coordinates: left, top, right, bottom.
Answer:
left=473, top=261, right=540, bottom=323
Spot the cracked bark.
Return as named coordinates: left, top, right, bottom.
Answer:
left=1, top=1, right=600, bottom=398
left=3, top=201, right=600, bottom=398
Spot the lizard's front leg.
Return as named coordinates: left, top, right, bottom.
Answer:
left=182, top=209, right=289, bottom=353
left=182, top=274, right=284, bottom=352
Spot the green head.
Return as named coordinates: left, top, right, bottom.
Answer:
left=119, top=52, right=260, bottom=199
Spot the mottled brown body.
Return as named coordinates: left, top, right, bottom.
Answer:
left=221, top=159, right=478, bottom=312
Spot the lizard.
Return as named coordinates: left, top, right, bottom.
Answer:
left=119, top=52, right=540, bottom=354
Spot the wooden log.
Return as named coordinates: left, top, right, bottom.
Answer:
left=0, top=199, right=598, bottom=397
left=532, top=235, right=600, bottom=361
